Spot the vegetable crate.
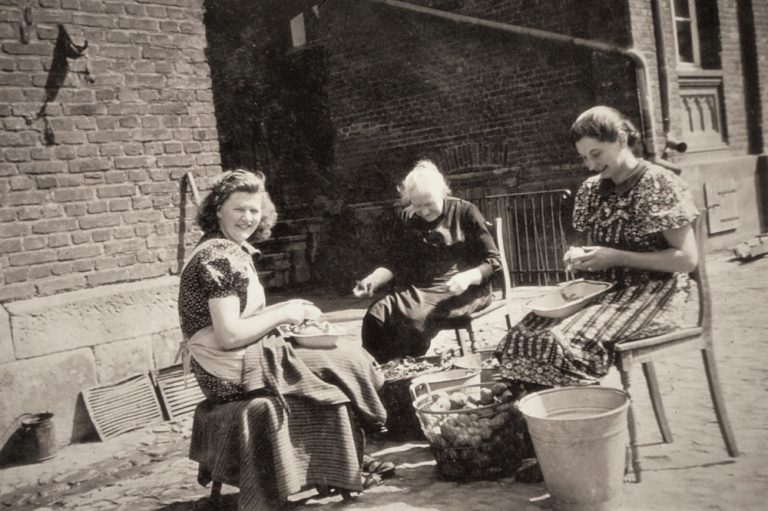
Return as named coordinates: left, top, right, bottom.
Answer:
left=413, top=382, right=528, bottom=480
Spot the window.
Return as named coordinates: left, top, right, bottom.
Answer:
left=673, top=0, right=699, bottom=65
left=672, top=0, right=726, bottom=151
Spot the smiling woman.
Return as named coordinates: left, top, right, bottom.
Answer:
left=177, top=169, right=388, bottom=503
left=495, top=106, right=699, bottom=392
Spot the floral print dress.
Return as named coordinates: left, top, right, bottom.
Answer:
left=495, top=161, right=699, bottom=386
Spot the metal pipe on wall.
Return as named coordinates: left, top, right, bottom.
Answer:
left=366, top=0, right=659, bottom=160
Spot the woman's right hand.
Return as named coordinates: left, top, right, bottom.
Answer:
left=353, top=276, right=376, bottom=298
left=282, top=299, right=322, bottom=324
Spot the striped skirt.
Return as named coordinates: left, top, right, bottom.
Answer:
left=495, top=274, right=691, bottom=386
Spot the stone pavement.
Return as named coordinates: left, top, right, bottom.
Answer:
left=1, top=250, right=766, bottom=511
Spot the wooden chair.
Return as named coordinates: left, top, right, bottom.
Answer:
left=614, top=213, right=739, bottom=482
left=440, top=216, right=514, bottom=355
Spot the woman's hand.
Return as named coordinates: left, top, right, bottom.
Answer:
left=567, top=246, right=619, bottom=272
left=446, top=268, right=483, bottom=296
left=353, top=276, right=377, bottom=298
left=352, top=268, right=394, bottom=298
left=282, top=299, right=322, bottom=324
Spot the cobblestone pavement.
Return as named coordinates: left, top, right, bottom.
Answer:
left=1, top=251, right=766, bottom=511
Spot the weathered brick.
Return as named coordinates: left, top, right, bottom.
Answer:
left=156, top=154, right=194, bottom=167
left=32, top=218, right=78, bottom=235
left=36, top=274, right=87, bottom=295
left=52, top=188, right=93, bottom=202
left=78, top=214, right=122, bottom=230
left=9, top=249, right=57, bottom=266
left=57, top=244, right=101, bottom=261
left=51, top=262, right=75, bottom=275
left=9, top=176, right=34, bottom=191
left=47, top=233, right=70, bottom=248
left=0, top=238, right=22, bottom=254
left=16, top=206, right=43, bottom=221
left=114, top=156, right=152, bottom=169
left=3, top=266, right=28, bottom=284
left=86, top=268, right=129, bottom=286
left=28, top=265, right=52, bottom=280
left=86, top=200, right=109, bottom=214
left=96, top=183, right=136, bottom=198
left=108, top=198, right=132, bottom=212
left=18, top=161, right=67, bottom=175
left=1, top=191, right=47, bottom=207
left=64, top=203, right=88, bottom=217
left=22, top=236, right=46, bottom=251
left=0, top=282, right=35, bottom=302
left=68, top=158, right=111, bottom=173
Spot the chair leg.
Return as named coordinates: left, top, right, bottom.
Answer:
left=454, top=329, right=469, bottom=357
left=641, top=362, right=674, bottom=443
left=701, top=347, right=739, bottom=457
left=618, top=364, right=642, bottom=483
left=210, top=481, right=223, bottom=504
left=466, top=326, right=478, bottom=353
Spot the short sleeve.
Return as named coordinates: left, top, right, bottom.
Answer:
left=634, top=169, right=699, bottom=236
left=572, top=178, right=599, bottom=233
left=196, top=243, right=250, bottom=300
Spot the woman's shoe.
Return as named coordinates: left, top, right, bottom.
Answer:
left=362, top=455, right=396, bottom=479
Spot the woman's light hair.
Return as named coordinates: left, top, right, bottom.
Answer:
left=398, top=159, right=451, bottom=204
left=196, top=169, right=278, bottom=242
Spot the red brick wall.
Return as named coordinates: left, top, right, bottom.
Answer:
left=0, top=0, right=221, bottom=303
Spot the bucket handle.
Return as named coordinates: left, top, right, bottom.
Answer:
left=409, top=381, right=432, bottom=401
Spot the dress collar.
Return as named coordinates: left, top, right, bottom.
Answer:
left=598, top=159, right=648, bottom=197
left=201, top=230, right=261, bottom=257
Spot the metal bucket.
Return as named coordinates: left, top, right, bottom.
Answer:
left=518, top=387, right=630, bottom=511
left=19, top=412, right=58, bottom=463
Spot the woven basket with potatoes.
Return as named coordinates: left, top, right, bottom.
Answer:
left=413, top=381, right=528, bottom=480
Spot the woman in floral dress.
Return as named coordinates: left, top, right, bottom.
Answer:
left=495, top=106, right=700, bottom=390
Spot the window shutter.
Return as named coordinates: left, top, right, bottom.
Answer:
left=704, top=179, right=739, bottom=233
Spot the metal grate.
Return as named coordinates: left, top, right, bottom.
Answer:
left=150, top=364, right=205, bottom=420
left=82, top=373, right=165, bottom=441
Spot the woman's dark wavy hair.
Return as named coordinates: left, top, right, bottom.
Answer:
left=196, top=169, right=278, bottom=242
left=569, top=106, right=640, bottom=149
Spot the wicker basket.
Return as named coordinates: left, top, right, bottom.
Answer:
left=413, top=382, right=528, bottom=480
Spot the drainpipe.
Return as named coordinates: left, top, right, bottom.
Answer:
left=366, top=0, right=659, bottom=161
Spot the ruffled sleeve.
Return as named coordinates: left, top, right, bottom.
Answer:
left=572, top=177, right=599, bottom=233
left=196, top=240, right=251, bottom=300
left=633, top=168, right=699, bottom=236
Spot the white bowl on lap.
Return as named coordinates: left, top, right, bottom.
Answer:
left=526, top=279, right=614, bottom=319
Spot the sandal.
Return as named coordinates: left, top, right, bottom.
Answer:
left=362, top=455, right=396, bottom=479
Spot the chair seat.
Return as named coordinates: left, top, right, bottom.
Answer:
left=614, top=326, right=704, bottom=352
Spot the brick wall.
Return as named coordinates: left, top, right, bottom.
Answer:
left=0, top=0, right=220, bottom=304
left=316, top=0, right=636, bottom=202
left=0, top=0, right=219, bottom=444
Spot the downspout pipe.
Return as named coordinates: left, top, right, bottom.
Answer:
left=366, top=0, right=659, bottom=161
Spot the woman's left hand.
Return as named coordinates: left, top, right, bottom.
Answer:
left=446, top=271, right=474, bottom=295
left=570, top=246, right=619, bottom=272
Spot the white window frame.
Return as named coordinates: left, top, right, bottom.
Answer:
left=671, top=0, right=702, bottom=69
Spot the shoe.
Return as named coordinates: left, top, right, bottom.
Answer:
left=362, top=455, right=396, bottom=479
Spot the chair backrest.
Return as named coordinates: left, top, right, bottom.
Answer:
left=472, top=189, right=572, bottom=286
left=690, top=211, right=711, bottom=331
left=489, top=216, right=513, bottom=301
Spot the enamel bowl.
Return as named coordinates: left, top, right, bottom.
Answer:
left=526, top=280, right=614, bottom=319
